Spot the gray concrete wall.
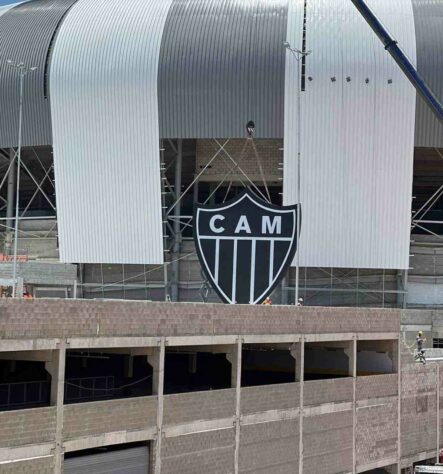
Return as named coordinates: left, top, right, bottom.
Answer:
left=63, top=396, right=157, bottom=440
left=303, top=411, right=353, bottom=474
left=0, top=299, right=400, bottom=340
left=239, top=420, right=299, bottom=474
left=0, top=407, right=56, bottom=447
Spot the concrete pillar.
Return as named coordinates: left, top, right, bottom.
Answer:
left=148, top=339, right=165, bottom=474
left=345, top=338, right=357, bottom=474
left=437, top=363, right=441, bottom=464
left=45, top=341, right=67, bottom=474
left=193, top=178, right=199, bottom=204
left=291, top=337, right=304, bottom=474
left=344, top=340, right=356, bottom=377
left=226, top=345, right=240, bottom=388
left=290, top=341, right=303, bottom=382
left=389, top=339, right=400, bottom=374
left=397, top=336, right=402, bottom=474
left=124, top=355, right=134, bottom=378
left=233, top=338, right=242, bottom=474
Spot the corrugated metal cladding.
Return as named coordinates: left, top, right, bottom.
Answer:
left=50, top=0, right=171, bottom=265
left=0, top=3, right=20, bottom=17
left=284, top=0, right=417, bottom=270
left=412, top=0, right=443, bottom=148
left=158, top=0, right=288, bottom=139
left=0, top=0, right=77, bottom=148
left=64, top=446, right=149, bottom=474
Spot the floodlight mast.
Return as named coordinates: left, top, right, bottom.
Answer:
left=350, top=0, right=443, bottom=126
left=6, top=60, right=37, bottom=298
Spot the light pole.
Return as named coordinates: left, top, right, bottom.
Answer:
left=283, top=42, right=311, bottom=305
left=7, top=60, right=37, bottom=297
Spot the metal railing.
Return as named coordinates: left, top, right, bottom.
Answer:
left=0, top=380, right=50, bottom=410
left=64, top=376, right=115, bottom=402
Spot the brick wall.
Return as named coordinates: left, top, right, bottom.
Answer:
left=0, top=456, right=53, bottom=474
left=356, top=374, right=398, bottom=400
left=401, top=366, right=438, bottom=457
left=63, top=396, right=157, bottom=439
left=239, top=419, right=299, bottom=473
left=0, top=299, right=400, bottom=340
left=303, top=411, right=353, bottom=474
left=356, top=398, right=398, bottom=468
left=304, top=378, right=353, bottom=406
left=161, top=429, right=235, bottom=474
left=241, top=383, right=299, bottom=415
left=163, top=389, right=235, bottom=425
left=195, top=139, right=282, bottom=183
left=0, top=407, right=56, bottom=448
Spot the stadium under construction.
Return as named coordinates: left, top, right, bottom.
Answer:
left=1, top=0, right=443, bottom=473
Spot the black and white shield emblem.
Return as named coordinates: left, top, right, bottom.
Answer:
left=194, top=190, right=300, bottom=304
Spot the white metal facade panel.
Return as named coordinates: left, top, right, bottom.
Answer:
left=50, top=0, right=171, bottom=264
left=64, top=446, right=149, bottom=474
left=284, top=0, right=417, bottom=269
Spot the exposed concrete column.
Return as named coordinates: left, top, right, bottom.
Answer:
left=148, top=338, right=165, bottom=474
left=5, top=149, right=16, bottom=254
left=344, top=339, right=356, bottom=377
left=171, top=139, right=183, bottom=302
left=226, top=345, right=240, bottom=388
left=389, top=339, right=400, bottom=374
left=437, top=363, right=440, bottom=464
left=290, top=341, right=303, bottom=382
left=233, top=338, right=242, bottom=474
left=345, top=337, right=357, bottom=474
left=397, top=336, right=402, bottom=474
left=147, top=345, right=164, bottom=396
left=193, top=178, right=199, bottom=204
left=291, top=337, right=304, bottom=474
left=45, top=340, right=67, bottom=474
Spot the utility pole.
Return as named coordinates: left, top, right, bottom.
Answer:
left=7, top=60, right=37, bottom=297
left=283, top=42, right=311, bottom=305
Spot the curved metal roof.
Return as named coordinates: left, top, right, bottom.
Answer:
left=0, top=0, right=78, bottom=149
left=158, top=0, right=288, bottom=139
left=50, top=0, right=169, bottom=264
left=0, top=0, right=442, bottom=147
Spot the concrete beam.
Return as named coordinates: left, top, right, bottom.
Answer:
left=0, top=443, right=53, bottom=463
left=0, top=339, right=59, bottom=352
left=0, top=350, right=53, bottom=362
left=63, top=428, right=156, bottom=453
left=67, top=337, right=159, bottom=349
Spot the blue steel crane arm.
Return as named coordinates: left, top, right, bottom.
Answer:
left=349, top=0, right=443, bottom=126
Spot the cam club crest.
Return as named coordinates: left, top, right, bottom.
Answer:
left=194, top=189, right=300, bottom=304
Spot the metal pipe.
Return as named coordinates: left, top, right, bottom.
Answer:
left=171, top=139, right=182, bottom=302
left=295, top=50, right=301, bottom=306
left=12, top=70, right=24, bottom=298
left=350, top=0, right=443, bottom=125
left=6, top=149, right=15, bottom=230
left=5, top=149, right=16, bottom=255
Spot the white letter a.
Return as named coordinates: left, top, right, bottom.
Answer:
left=234, top=215, right=251, bottom=234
